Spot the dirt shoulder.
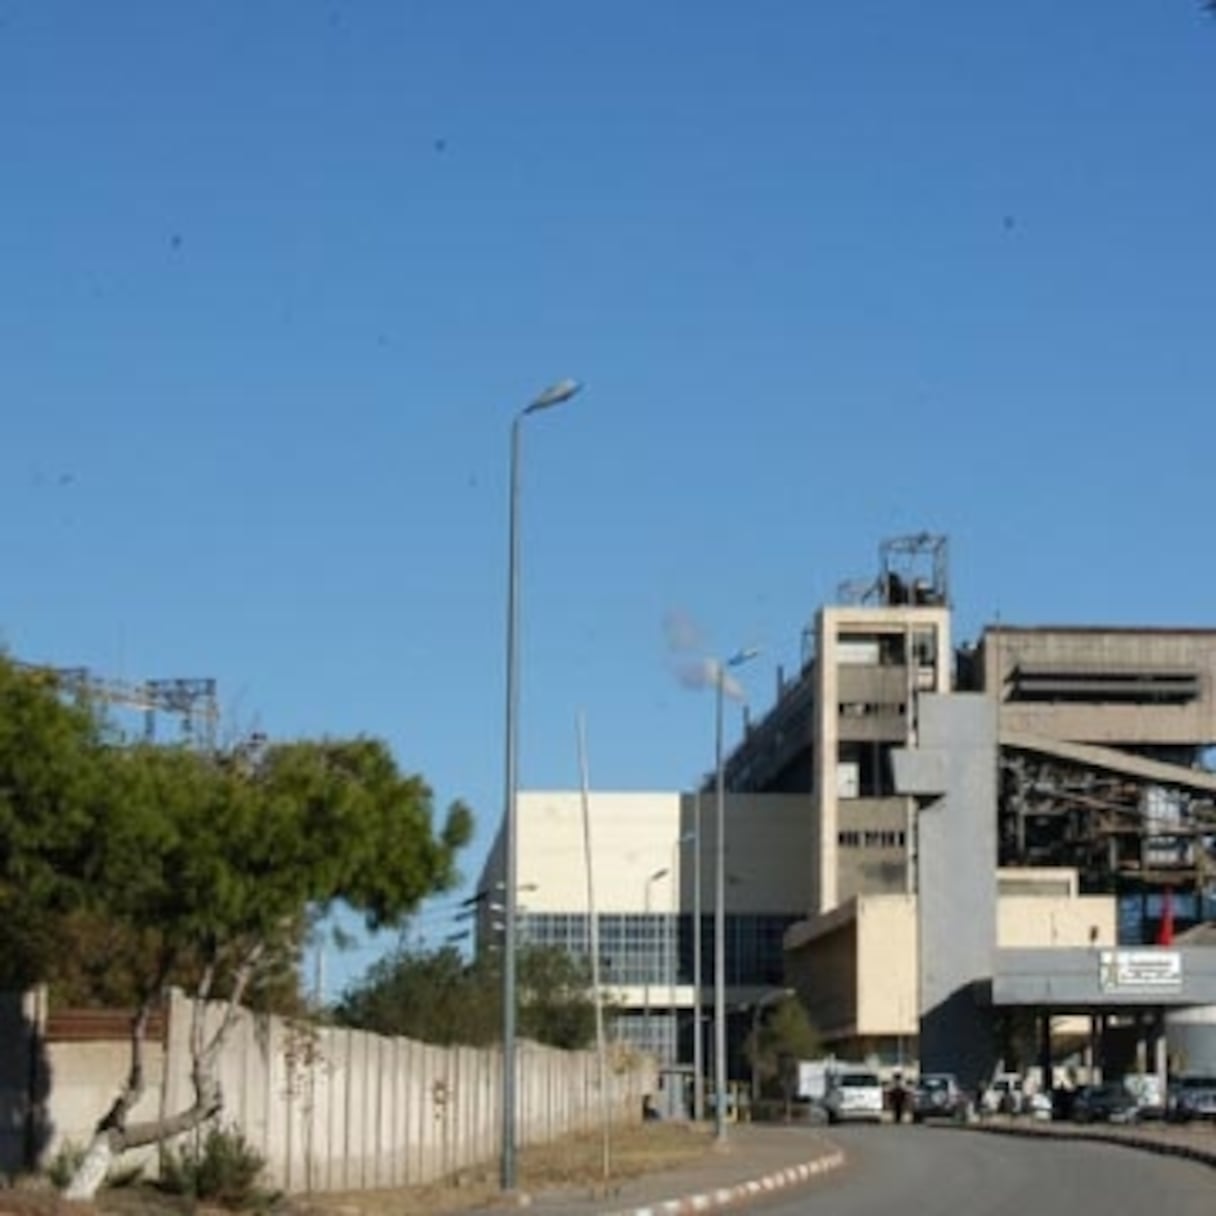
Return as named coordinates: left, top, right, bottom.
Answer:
left=288, top=1122, right=716, bottom=1216
left=0, top=1124, right=716, bottom=1216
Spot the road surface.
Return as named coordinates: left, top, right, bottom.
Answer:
left=754, top=1125, right=1213, bottom=1215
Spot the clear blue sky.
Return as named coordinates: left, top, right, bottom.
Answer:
left=3, top=2, right=1215, bottom=997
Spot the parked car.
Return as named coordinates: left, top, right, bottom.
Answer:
left=824, top=1070, right=885, bottom=1124
left=1071, top=1083, right=1139, bottom=1124
left=911, top=1073, right=966, bottom=1122
left=981, top=1073, right=1026, bottom=1116
left=1167, top=1074, right=1216, bottom=1123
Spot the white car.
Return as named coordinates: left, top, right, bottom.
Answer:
left=824, top=1070, right=885, bottom=1124
left=982, top=1073, right=1026, bottom=1116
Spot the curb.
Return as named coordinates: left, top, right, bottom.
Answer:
left=952, top=1120, right=1216, bottom=1171
left=595, top=1149, right=847, bottom=1216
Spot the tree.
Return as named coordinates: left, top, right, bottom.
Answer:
left=335, top=944, right=499, bottom=1046
left=0, top=659, right=110, bottom=990
left=0, top=656, right=473, bottom=1198
left=743, top=995, right=821, bottom=1117
left=336, top=941, right=599, bottom=1052
left=516, top=944, right=597, bottom=1050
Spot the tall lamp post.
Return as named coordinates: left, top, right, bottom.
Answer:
left=501, top=377, right=582, bottom=1192
left=679, top=814, right=704, bottom=1122
left=713, top=647, right=759, bottom=1142
left=642, top=866, right=669, bottom=1046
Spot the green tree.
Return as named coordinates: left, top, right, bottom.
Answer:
left=0, top=659, right=109, bottom=989
left=335, top=943, right=499, bottom=1046
left=336, top=941, right=599, bottom=1051
left=0, top=657, right=473, bottom=1198
left=743, top=995, right=821, bottom=1116
left=516, top=944, right=597, bottom=1050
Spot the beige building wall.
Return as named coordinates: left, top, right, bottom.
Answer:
left=493, top=790, right=811, bottom=1014
left=997, top=896, right=1117, bottom=950
left=788, top=876, right=1118, bottom=1048
left=515, top=790, right=810, bottom=915
left=856, top=895, right=918, bottom=1037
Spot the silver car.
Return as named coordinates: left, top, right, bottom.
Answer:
left=824, top=1070, right=884, bottom=1124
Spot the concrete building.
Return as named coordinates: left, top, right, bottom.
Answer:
left=483, top=534, right=1216, bottom=1092
left=478, top=791, right=809, bottom=1073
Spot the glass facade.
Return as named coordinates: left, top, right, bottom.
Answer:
left=519, top=910, right=799, bottom=1063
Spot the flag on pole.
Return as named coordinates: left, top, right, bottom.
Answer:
left=1156, top=888, right=1175, bottom=947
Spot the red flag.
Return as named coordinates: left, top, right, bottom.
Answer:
left=1156, top=888, right=1175, bottom=947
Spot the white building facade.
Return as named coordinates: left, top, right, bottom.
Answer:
left=478, top=790, right=810, bottom=1072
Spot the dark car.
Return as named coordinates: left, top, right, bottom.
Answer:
left=1071, top=1083, right=1139, bottom=1124
left=911, top=1073, right=966, bottom=1123
left=1167, top=1074, right=1216, bottom=1123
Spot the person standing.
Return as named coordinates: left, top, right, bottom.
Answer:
left=890, top=1073, right=907, bottom=1124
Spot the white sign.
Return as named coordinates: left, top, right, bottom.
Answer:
left=1098, top=949, right=1182, bottom=993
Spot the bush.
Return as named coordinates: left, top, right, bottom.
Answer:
left=46, top=1141, right=84, bottom=1190
left=159, top=1126, right=270, bottom=1210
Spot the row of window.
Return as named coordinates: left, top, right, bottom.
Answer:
left=837, top=829, right=906, bottom=848
left=519, top=912, right=796, bottom=988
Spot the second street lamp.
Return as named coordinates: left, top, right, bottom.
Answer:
left=712, top=646, right=759, bottom=1143
left=500, top=377, right=582, bottom=1193
left=642, top=866, right=669, bottom=1046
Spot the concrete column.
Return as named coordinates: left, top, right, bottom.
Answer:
left=1038, top=1013, right=1054, bottom=1099
left=893, top=694, right=999, bottom=1094
left=1154, top=1010, right=1169, bottom=1110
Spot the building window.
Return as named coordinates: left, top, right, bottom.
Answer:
left=520, top=911, right=797, bottom=991
left=837, top=829, right=905, bottom=849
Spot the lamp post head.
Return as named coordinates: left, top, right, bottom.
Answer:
left=727, top=646, right=762, bottom=668
left=526, top=378, right=583, bottom=413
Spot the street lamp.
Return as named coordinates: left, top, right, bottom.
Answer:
left=501, top=377, right=581, bottom=1192
left=713, top=647, right=760, bottom=1142
left=642, top=866, right=669, bottom=1046
left=678, top=818, right=704, bottom=1121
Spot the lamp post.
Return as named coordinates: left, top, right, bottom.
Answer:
left=501, top=377, right=581, bottom=1192
left=643, top=866, right=669, bottom=1046
left=678, top=816, right=704, bottom=1121
left=713, top=647, right=759, bottom=1142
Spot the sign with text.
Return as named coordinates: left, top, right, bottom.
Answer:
left=1098, top=949, right=1182, bottom=993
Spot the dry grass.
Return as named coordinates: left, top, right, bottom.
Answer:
left=288, top=1122, right=715, bottom=1216
left=0, top=1124, right=713, bottom=1216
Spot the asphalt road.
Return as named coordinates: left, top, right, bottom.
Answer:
left=750, top=1125, right=1214, bottom=1216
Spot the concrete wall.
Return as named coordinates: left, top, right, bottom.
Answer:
left=784, top=912, right=857, bottom=1042
left=3, top=989, right=650, bottom=1191
left=993, top=947, right=1216, bottom=1008
left=509, top=790, right=812, bottom=917
left=894, top=693, right=998, bottom=1092
left=45, top=1039, right=167, bottom=1172
left=997, top=895, right=1116, bottom=950
left=1166, top=1006, right=1216, bottom=1073
left=815, top=604, right=951, bottom=915
left=856, top=896, right=918, bottom=1037
left=981, top=627, right=1216, bottom=746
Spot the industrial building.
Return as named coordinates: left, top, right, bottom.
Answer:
left=479, top=535, right=1216, bottom=1094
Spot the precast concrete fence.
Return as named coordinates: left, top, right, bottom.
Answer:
left=0, top=988, right=653, bottom=1193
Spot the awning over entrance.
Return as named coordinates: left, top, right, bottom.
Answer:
left=991, top=946, right=1216, bottom=1011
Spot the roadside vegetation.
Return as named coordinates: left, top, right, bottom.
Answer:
left=334, top=939, right=603, bottom=1050
left=0, top=654, right=473, bottom=1199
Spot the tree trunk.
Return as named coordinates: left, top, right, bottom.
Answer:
left=63, top=1134, right=117, bottom=1201
left=64, top=949, right=262, bottom=1200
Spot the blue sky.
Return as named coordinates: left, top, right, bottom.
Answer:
left=3, top=2, right=1215, bottom=997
